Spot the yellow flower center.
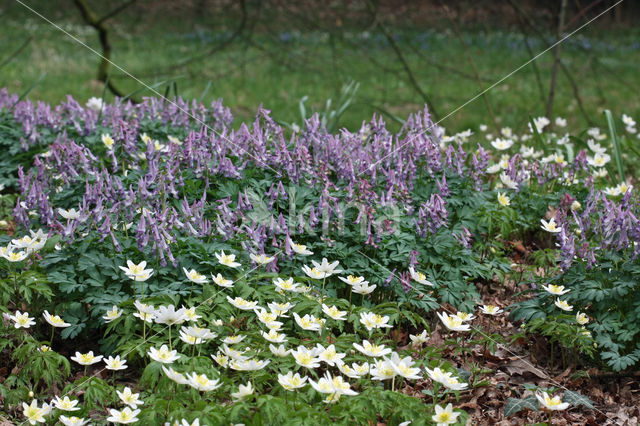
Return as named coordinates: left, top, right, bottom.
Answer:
left=546, top=396, right=561, bottom=406
left=297, top=353, right=312, bottom=364
left=437, top=412, right=451, bottom=422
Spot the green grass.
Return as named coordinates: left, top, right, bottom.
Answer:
left=2, top=2, right=640, bottom=133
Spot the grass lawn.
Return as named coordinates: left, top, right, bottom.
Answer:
left=1, top=2, right=639, bottom=133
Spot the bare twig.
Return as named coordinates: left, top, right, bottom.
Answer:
left=163, top=0, right=247, bottom=72
left=97, top=0, right=137, bottom=24
left=565, top=0, right=605, bottom=29
left=364, top=0, right=440, bottom=120
left=0, top=36, right=32, bottom=70
left=514, top=13, right=547, bottom=108
left=507, top=0, right=595, bottom=126
left=405, top=41, right=495, bottom=83
left=72, top=0, right=133, bottom=98
left=546, top=0, right=569, bottom=118
left=440, top=3, right=499, bottom=132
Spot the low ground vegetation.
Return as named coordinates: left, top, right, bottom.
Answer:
left=1, top=90, right=639, bottom=424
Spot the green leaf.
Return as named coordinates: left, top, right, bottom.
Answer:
left=604, top=109, right=625, bottom=182
left=504, top=396, right=539, bottom=417
left=563, top=390, right=593, bottom=409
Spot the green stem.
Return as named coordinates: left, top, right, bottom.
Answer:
left=321, top=276, right=326, bottom=302
left=49, top=327, right=55, bottom=347
left=191, top=345, right=196, bottom=370
left=11, top=265, right=18, bottom=294
left=169, top=325, right=172, bottom=351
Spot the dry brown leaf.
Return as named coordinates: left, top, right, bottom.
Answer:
left=503, top=357, right=548, bottom=379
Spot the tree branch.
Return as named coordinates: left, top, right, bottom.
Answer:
left=0, top=36, right=32, bottom=70
left=507, top=0, right=594, bottom=126
left=546, top=0, right=568, bottom=118
left=364, top=0, right=440, bottom=120
left=98, top=0, right=137, bottom=25
left=72, top=0, right=131, bottom=98
left=440, top=3, right=499, bottom=132
left=163, top=0, right=247, bottom=72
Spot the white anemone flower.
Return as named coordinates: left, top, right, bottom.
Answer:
left=71, top=351, right=103, bottom=365
left=301, top=265, right=328, bottom=279
left=338, top=275, right=366, bottom=286
left=542, top=284, right=570, bottom=295
left=52, top=396, right=80, bottom=411
left=289, top=239, right=313, bottom=255
left=231, top=382, right=254, bottom=402
left=183, top=268, right=207, bottom=284
left=409, top=330, right=429, bottom=344
left=186, top=372, right=222, bottom=392
left=9, top=311, right=36, bottom=329
left=278, top=371, right=308, bottom=391
left=107, top=407, right=140, bottom=424
left=226, top=296, right=259, bottom=310
left=215, top=250, right=241, bottom=268
left=153, top=305, right=188, bottom=325
left=293, top=312, right=323, bottom=332
left=148, top=345, right=180, bottom=364
left=352, top=282, right=377, bottom=295
left=359, top=311, right=392, bottom=331
left=409, top=267, right=434, bottom=286
left=436, top=312, right=470, bottom=332
left=535, top=391, right=569, bottom=410
left=388, top=353, right=421, bottom=380
left=211, top=273, right=234, bottom=288
left=59, top=416, right=90, bottom=426
left=353, top=340, right=392, bottom=357
left=58, top=208, right=81, bottom=220
left=117, top=387, right=144, bottom=409
left=119, top=260, right=153, bottom=282
left=432, top=403, right=461, bottom=426
left=311, top=258, right=343, bottom=276
left=540, top=217, right=562, bottom=233
left=479, top=305, right=503, bottom=315
left=103, top=306, right=122, bottom=323
left=370, top=358, right=398, bottom=381
left=250, top=253, right=275, bottom=265
left=554, top=298, right=573, bottom=312
left=104, top=355, right=128, bottom=371
left=162, top=366, right=189, bottom=385
left=322, top=304, right=347, bottom=321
